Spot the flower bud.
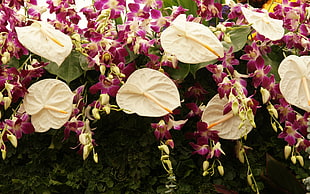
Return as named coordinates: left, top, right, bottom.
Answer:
left=93, top=152, right=98, bottom=163
left=102, top=106, right=111, bottom=115
left=79, top=133, right=91, bottom=145
left=238, top=149, right=245, bottom=163
left=7, top=134, right=17, bottom=148
left=99, top=94, right=110, bottom=105
left=158, top=144, right=170, bottom=155
left=1, top=51, right=10, bottom=64
left=71, top=33, right=81, bottom=42
left=1, top=149, right=6, bottom=160
left=160, top=155, right=169, bottom=160
left=247, top=173, right=253, bottom=187
left=224, top=34, right=232, bottom=43
left=267, top=104, right=278, bottom=119
left=164, top=159, right=173, bottom=170
left=92, top=108, right=101, bottom=120
left=291, top=155, right=296, bottom=164
left=203, top=160, right=209, bottom=171
left=217, top=165, right=224, bottom=176
left=202, top=171, right=209, bottom=176
left=83, top=144, right=93, bottom=160
left=110, top=65, right=120, bottom=75
left=3, top=97, right=11, bottom=110
left=284, top=145, right=291, bottom=159
left=239, top=110, right=246, bottom=121
left=260, top=87, right=270, bottom=104
left=271, top=122, right=277, bottom=133
left=296, top=155, right=304, bottom=167
left=232, top=100, right=239, bottom=115
left=100, top=65, right=106, bottom=75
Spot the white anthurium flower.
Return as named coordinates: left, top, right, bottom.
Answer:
left=201, top=94, right=253, bottom=140
left=160, top=14, right=224, bottom=64
left=15, top=21, right=73, bottom=66
left=241, top=6, right=284, bottom=41
left=23, top=79, right=74, bottom=132
left=278, top=55, right=310, bottom=112
left=116, top=68, right=181, bottom=117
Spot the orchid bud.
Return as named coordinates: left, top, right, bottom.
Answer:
left=0, top=92, right=3, bottom=102
left=239, top=110, right=246, bottom=121
left=202, top=171, right=209, bottom=176
left=71, top=33, right=81, bottom=42
left=217, top=165, right=224, bottom=176
left=79, top=133, right=91, bottom=145
left=158, top=144, right=170, bottom=155
left=92, top=108, right=100, bottom=120
left=93, top=152, right=98, bottom=163
left=260, top=87, right=270, bottom=104
left=232, top=100, right=239, bottom=115
left=3, top=97, right=11, bottom=110
left=284, top=145, right=291, bottom=159
left=161, top=155, right=169, bottom=160
left=1, top=149, right=6, bottom=160
left=110, top=65, right=120, bottom=75
left=100, top=65, right=106, bottom=75
left=247, top=173, right=253, bottom=187
left=203, top=160, right=209, bottom=171
left=291, top=155, right=297, bottom=164
left=163, top=159, right=173, bottom=170
left=267, top=103, right=278, bottom=119
left=7, top=134, right=17, bottom=148
left=99, top=94, right=110, bottom=105
left=296, top=155, right=304, bottom=166
left=83, top=144, right=93, bottom=160
left=271, top=122, right=277, bottom=133
left=1, top=51, right=10, bottom=64
left=238, top=149, right=245, bottom=163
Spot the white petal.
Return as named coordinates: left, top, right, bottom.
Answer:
left=15, top=21, right=73, bottom=66
left=23, top=79, right=74, bottom=132
left=241, top=7, right=284, bottom=41
left=116, top=68, right=181, bottom=117
left=201, top=94, right=253, bottom=140
left=160, top=14, right=224, bottom=64
left=278, top=55, right=310, bottom=112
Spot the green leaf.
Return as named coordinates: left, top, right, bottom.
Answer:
left=44, top=51, right=88, bottom=83
left=223, top=26, right=252, bottom=52
left=263, top=45, right=284, bottom=83
left=263, top=154, right=305, bottom=194
left=189, top=59, right=217, bottom=77
left=163, top=0, right=197, bottom=16
left=164, top=62, right=190, bottom=80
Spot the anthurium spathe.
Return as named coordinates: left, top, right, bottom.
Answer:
left=116, top=68, right=180, bottom=117
left=15, top=21, right=73, bottom=66
left=241, top=6, right=284, bottom=41
left=278, top=55, right=310, bottom=112
left=23, top=79, right=74, bottom=132
left=201, top=94, right=253, bottom=140
left=160, top=14, right=224, bottom=64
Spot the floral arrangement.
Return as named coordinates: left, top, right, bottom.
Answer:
left=0, top=0, right=309, bottom=193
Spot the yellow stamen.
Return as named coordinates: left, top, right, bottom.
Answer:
left=143, top=92, right=173, bottom=114
left=44, top=105, right=68, bottom=114
left=40, top=26, right=64, bottom=47
left=302, top=76, right=310, bottom=106
left=207, top=112, right=234, bottom=129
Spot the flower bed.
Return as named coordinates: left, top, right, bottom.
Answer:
left=0, top=0, right=309, bottom=193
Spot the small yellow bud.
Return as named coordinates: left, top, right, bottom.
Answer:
left=102, top=106, right=111, bottom=114
left=158, top=145, right=170, bottom=155
left=1, top=51, right=10, bottom=64
left=239, top=110, right=246, bottom=121
left=271, top=122, right=277, bottom=133
left=7, top=134, right=17, bottom=148
left=224, top=34, right=232, bottom=43
left=83, top=144, right=93, bottom=160
left=284, top=145, right=291, bottom=159
left=291, top=155, right=296, bottom=164
left=296, top=155, right=304, bottom=167
left=202, top=171, right=209, bottom=176
left=232, top=100, right=239, bottom=115
left=110, top=65, right=120, bottom=75
left=71, top=33, right=81, bottom=42
left=100, top=65, right=106, bottom=75
left=1, top=149, right=6, bottom=160
left=99, top=94, right=110, bottom=105
left=217, top=165, right=224, bottom=176
left=92, top=108, right=100, bottom=120
left=203, top=160, right=209, bottom=171
left=163, top=159, right=173, bottom=170
left=260, top=87, right=270, bottom=104
left=160, top=155, right=169, bottom=160
left=238, top=149, right=245, bottom=163
left=3, top=96, right=11, bottom=110
left=93, top=152, right=98, bottom=163
left=247, top=174, right=253, bottom=187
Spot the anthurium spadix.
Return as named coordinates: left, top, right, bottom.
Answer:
left=278, top=55, right=310, bottom=112
left=241, top=7, right=284, bottom=41
left=23, top=79, right=74, bottom=132
left=201, top=94, right=253, bottom=140
left=116, top=68, right=181, bottom=117
left=15, top=21, right=73, bottom=66
left=160, top=14, right=224, bottom=64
